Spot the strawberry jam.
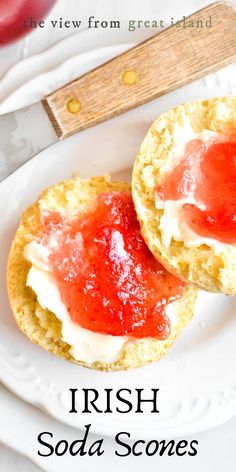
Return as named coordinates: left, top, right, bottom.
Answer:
left=156, top=139, right=236, bottom=244
left=40, top=192, right=185, bottom=339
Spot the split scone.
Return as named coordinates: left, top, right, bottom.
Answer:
left=132, top=97, right=236, bottom=295
left=7, top=176, right=196, bottom=371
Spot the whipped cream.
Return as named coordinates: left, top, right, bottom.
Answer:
left=24, top=241, right=179, bottom=363
left=155, top=124, right=236, bottom=253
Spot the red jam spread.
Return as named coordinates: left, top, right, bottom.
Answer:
left=156, top=139, right=236, bottom=244
left=40, top=192, right=185, bottom=339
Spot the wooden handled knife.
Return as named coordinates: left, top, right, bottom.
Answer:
left=0, top=2, right=235, bottom=182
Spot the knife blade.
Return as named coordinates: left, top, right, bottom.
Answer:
left=0, top=2, right=236, bottom=182
left=0, top=102, right=57, bottom=180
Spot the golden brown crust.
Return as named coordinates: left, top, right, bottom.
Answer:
left=132, top=97, right=236, bottom=295
left=7, top=175, right=197, bottom=371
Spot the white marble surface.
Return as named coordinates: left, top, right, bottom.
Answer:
left=0, top=0, right=236, bottom=470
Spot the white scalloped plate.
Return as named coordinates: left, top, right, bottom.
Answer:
left=0, top=29, right=236, bottom=440
left=0, top=382, right=236, bottom=472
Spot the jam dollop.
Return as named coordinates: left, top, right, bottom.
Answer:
left=156, top=139, right=236, bottom=244
left=40, top=192, right=185, bottom=339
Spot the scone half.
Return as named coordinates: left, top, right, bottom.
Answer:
left=7, top=175, right=197, bottom=371
left=132, top=97, right=236, bottom=295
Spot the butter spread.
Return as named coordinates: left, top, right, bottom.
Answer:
left=24, top=242, right=179, bottom=363
left=154, top=125, right=236, bottom=253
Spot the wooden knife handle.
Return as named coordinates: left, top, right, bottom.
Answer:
left=42, top=2, right=236, bottom=139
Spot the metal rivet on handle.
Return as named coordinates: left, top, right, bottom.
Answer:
left=121, top=70, right=139, bottom=85
left=67, top=98, right=81, bottom=114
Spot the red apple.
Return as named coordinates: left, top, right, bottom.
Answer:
left=0, top=0, right=56, bottom=46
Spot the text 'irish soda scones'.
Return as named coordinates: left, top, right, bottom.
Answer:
left=132, top=97, right=236, bottom=295
left=7, top=175, right=196, bottom=371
